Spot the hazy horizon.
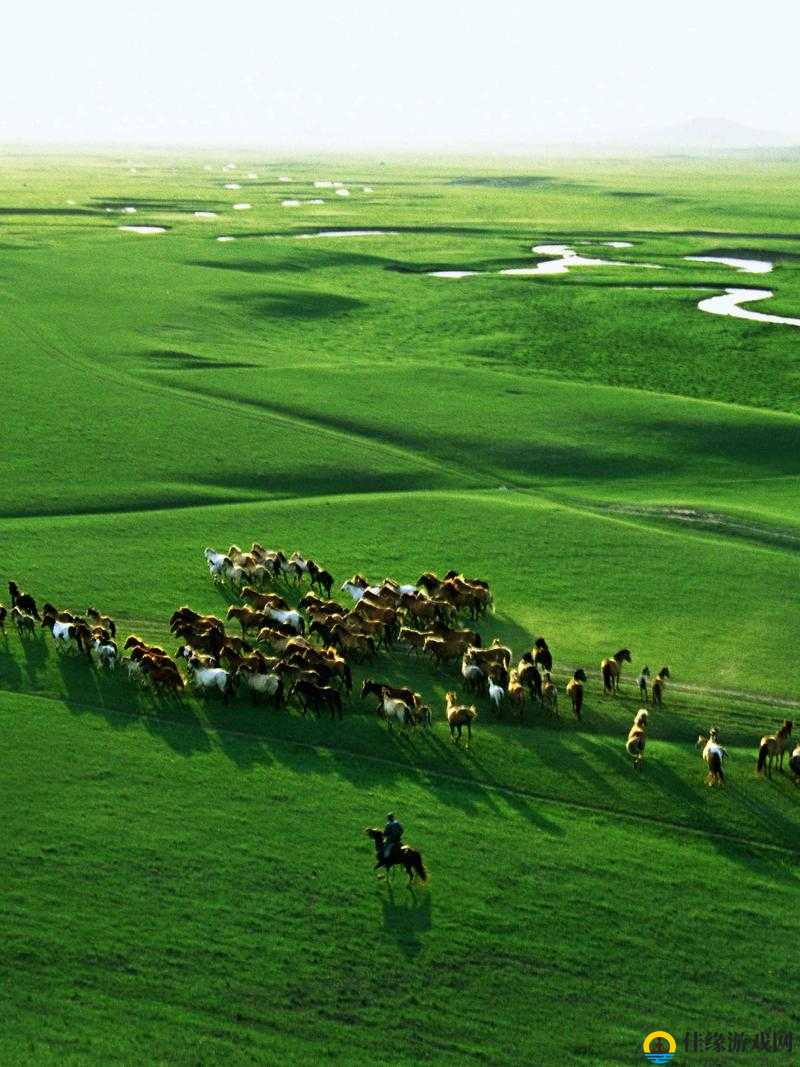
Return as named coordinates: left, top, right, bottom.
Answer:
left=4, top=0, right=799, bottom=150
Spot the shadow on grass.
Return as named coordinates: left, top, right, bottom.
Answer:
left=0, top=207, right=102, bottom=217
left=378, top=881, right=432, bottom=958
left=220, top=289, right=366, bottom=320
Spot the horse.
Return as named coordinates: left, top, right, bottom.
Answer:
left=518, top=654, right=542, bottom=702
left=565, top=668, right=587, bottom=721
left=756, top=720, right=794, bottom=778
left=379, top=689, right=414, bottom=729
left=365, top=828, right=427, bottom=883
left=507, top=669, right=525, bottom=714
left=697, top=728, right=728, bottom=787
left=651, top=666, right=670, bottom=707
left=307, top=561, right=334, bottom=597
left=601, top=648, right=631, bottom=694
left=532, top=637, right=552, bottom=672
left=626, top=709, right=648, bottom=769
left=204, top=547, right=234, bottom=580
left=236, top=664, right=284, bottom=705
left=0, top=604, right=6, bottom=633
left=542, top=671, right=558, bottom=714
left=361, top=678, right=417, bottom=708
left=240, top=587, right=289, bottom=611
left=789, top=743, right=800, bottom=784
left=8, top=581, right=39, bottom=620
left=487, top=678, right=505, bottom=712
left=444, top=691, right=477, bottom=746
left=11, top=606, right=36, bottom=636
left=266, top=607, right=304, bottom=634
left=637, top=666, right=650, bottom=703
left=187, top=657, right=236, bottom=703
left=293, top=679, right=343, bottom=720
left=86, top=607, right=116, bottom=638
left=42, top=613, right=81, bottom=653
left=92, top=637, right=118, bottom=669
left=461, top=654, right=486, bottom=693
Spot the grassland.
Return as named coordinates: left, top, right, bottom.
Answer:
left=1, top=150, right=799, bottom=1065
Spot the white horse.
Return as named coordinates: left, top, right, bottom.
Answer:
left=461, top=655, right=485, bottom=692
left=488, top=678, right=505, bottom=711
left=204, top=547, right=231, bottom=579
left=266, top=608, right=304, bottom=634
left=47, top=617, right=80, bottom=653
left=188, top=658, right=235, bottom=702
left=237, top=667, right=282, bottom=703
left=381, top=691, right=413, bottom=729
left=341, top=581, right=367, bottom=602
left=92, top=638, right=117, bottom=669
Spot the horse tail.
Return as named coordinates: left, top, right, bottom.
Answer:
left=109, top=619, right=117, bottom=638
left=344, top=662, right=352, bottom=693
left=757, top=741, right=770, bottom=773
left=709, top=751, right=722, bottom=777
left=601, top=661, right=613, bottom=692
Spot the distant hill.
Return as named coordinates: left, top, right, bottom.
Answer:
left=640, top=116, right=796, bottom=150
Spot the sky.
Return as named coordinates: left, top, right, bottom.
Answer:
left=3, top=0, right=798, bottom=149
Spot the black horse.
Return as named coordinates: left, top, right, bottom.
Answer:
left=366, top=828, right=427, bottom=883
left=8, top=581, right=39, bottom=619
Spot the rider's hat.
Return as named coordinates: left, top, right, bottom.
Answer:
left=386, top=812, right=395, bottom=820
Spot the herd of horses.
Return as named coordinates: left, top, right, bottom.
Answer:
left=3, top=551, right=799, bottom=786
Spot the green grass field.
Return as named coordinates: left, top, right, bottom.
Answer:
left=1, top=151, right=799, bottom=1065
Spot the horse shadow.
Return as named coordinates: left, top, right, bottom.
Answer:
left=0, top=632, right=24, bottom=690
left=379, top=881, right=432, bottom=958
left=16, top=630, right=50, bottom=686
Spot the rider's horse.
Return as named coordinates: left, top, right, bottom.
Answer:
left=366, top=828, right=427, bottom=883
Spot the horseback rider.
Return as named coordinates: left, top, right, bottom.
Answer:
left=383, top=812, right=404, bottom=863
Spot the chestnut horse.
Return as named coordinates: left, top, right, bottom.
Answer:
left=444, top=691, right=477, bottom=745
left=601, top=648, right=632, bottom=694
left=756, top=720, right=793, bottom=778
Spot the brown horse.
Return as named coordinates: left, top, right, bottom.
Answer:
left=651, top=666, right=670, bottom=707
left=601, top=648, right=631, bottom=694
left=542, top=671, right=558, bottom=715
left=565, top=668, right=587, bottom=721
left=756, top=720, right=793, bottom=778
left=86, top=607, right=116, bottom=638
left=365, top=828, right=427, bottom=883
left=444, top=691, right=477, bottom=745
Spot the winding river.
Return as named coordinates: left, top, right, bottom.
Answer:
left=429, top=244, right=800, bottom=328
